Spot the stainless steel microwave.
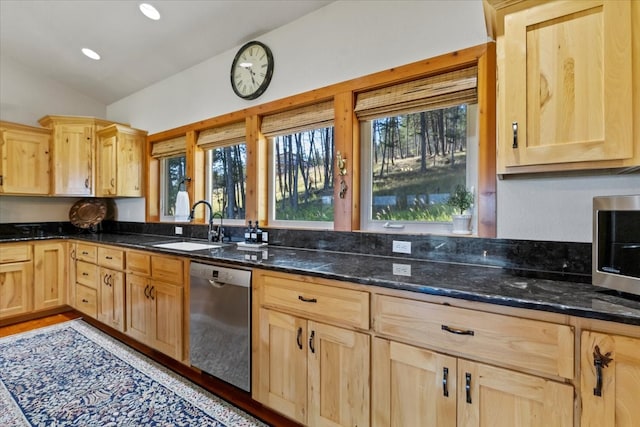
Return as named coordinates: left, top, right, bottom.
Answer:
left=593, top=195, right=640, bottom=296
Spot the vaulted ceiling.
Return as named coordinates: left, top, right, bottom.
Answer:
left=0, top=0, right=333, bottom=104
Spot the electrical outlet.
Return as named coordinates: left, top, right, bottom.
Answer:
left=175, top=226, right=183, bottom=235
left=392, top=263, right=411, bottom=276
left=392, top=240, right=411, bottom=254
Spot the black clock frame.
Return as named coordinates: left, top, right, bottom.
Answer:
left=230, top=41, right=274, bottom=100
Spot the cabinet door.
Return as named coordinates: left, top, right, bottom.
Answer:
left=97, top=133, right=117, bottom=196
left=0, top=261, right=33, bottom=318
left=125, top=274, right=151, bottom=343
left=581, top=331, right=640, bottom=426
left=33, top=241, right=66, bottom=310
left=52, top=123, right=93, bottom=195
left=372, top=338, right=456, bottom=427
left=148, top=280, right=183, bottom=359
left=458, top=359, right=573, bottom=427
left=116, top=132, right=143, bottom=197
left=0, top=127, right=50, bottom=194
left=307, top=321, right=370, bottom=427
left=97, top=267, right=125, bottom=332
left=502, top=0, right=632, bottom=168
left=256, top=308, right=308, bottom=424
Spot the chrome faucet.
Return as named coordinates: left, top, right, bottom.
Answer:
left=189, top=200, right=223, bottom=243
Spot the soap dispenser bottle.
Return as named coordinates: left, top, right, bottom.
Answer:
left=245, top=221, right=252, bottom=243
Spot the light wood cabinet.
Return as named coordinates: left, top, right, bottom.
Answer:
left=580, top=331, right=640, bottom=426
left=96, top=124, right=147, bottom=197
left=33, top=241, right=66, bottom=310
left=495, top=0, right=637, bottom=174
left=372, top=338, right=457, bottom=427
left=372, top=293, right=575, bottom=427
left=253, top=270, right=370, bottom=427
left=71, top=243, right=125, bottom=325
left=38, top=116, right=115, bottom=196
left=0, top=121, right=50, bottom=195
left=97, top=267, right=124, bottom=331
left=125, top=252, right=185, bottom=360
left=0, top=243, right=33, bottom=319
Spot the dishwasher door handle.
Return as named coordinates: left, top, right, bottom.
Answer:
left=208, top=279, right=226, bottom=288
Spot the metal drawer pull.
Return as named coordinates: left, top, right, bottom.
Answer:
left=144, top=284, right=150, bottom=298
left=82, top=272, right=89, bottom=276
left=298, top=295, right=318, bottom=303
left=82, top=251, right=89, bottom=255
left=149, top=286, right=155, bottom=300
left=441, top=325, right=474, bottom=336
left=593, top=345, right=613, bottom=397
left=512, top=122, right=518, bottom=148
left=82, top=299, right=89, bottom=303
left=309, top=330, right=315, bottom=353
left=443, top=367, right=449, bottom=397
left=465, top=373, right=472, bottom=404
left=296, top=327, right=303, bottom=350
left=105, top=256, right=113, bottom=260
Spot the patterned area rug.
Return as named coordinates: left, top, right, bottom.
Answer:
left=0, top=320, right=266, bottom=426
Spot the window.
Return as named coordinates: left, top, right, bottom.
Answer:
left=160, top=154, right=187, bottom=219
left=356, top=66, right=479, bottom=234
left=205, top=144, right=246, bottom=220
left=262, top=101, right=335, bottom=228
left=198, top=122, right=247, bottom=223
left=152, top=136, right=187, bottom=222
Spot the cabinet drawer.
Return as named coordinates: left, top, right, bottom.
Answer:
left=260, top=274, right=369, bottom=330
left=76, top=260, right=98, bottom=288
left=0, top=244, right=31, bottom=263
left=373, top=295, right=574, bottom=379
left=151, top=256, right=184, bottom=285
left=98, top=246, right=124, bottom=270
left=127, top=251, right=151, bottom=276
left=76, top=243, right=97, bottom=263
left=75, top=283, right=97, bottom=318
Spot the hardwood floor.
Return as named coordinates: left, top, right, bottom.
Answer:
left=1, top=311, right=302, bottom=427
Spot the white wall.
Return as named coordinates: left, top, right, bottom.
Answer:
left=0, top=55, right=106, bottom=126
left=107, top=1, right=488, bottom=133
left=497, top=175, right=640, bottom=242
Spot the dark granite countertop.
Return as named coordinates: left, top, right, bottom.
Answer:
left=3, top=232, right=640, bottom=326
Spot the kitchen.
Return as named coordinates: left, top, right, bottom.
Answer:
left=1, top=1, right=640, bottom=426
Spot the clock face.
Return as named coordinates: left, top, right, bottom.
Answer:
left=230, top=41, right=274, bottom=100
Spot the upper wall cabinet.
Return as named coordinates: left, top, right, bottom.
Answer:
left=39, top=115, right=115, bottom=196
left=0, top=121, right=51, bottom=195
left=495, top=0, right=637, bottom=175
left=96, top=124, right=147, bottom=197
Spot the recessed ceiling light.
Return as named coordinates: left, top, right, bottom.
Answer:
left=139, top=3, right=160, bottom=20
left=81, top=48, right=101, bottom=60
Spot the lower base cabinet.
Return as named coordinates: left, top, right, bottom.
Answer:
left=124, top=250, right=185, bottom=361
left=33, top=241, right=66, bottom=310
left=372, top=338, right=573, bottom=427
left=581, top=331, right=640, bottom=426
left=0, top=241, right=65, bottom=320
left=256, top=308, right=370, bottom=426
left=0, top=245, right=32, bottom=318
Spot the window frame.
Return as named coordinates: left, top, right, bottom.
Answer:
left=267, top=127, right=336, bottom=230
left=359, top=103, right=479, bottom=235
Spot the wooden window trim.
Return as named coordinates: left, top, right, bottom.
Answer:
left=146, top=42, right=496, bottom=237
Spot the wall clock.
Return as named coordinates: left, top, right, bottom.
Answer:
left=230, top=41, right=274, bottom=100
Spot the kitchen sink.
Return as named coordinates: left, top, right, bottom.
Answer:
left=151, top=241, right=223, bottom=251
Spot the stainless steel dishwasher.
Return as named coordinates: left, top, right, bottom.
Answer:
left=189, top=262, right=252, bottom=392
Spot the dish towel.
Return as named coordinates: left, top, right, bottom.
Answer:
left=175, top=188, right=190, bottom=222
